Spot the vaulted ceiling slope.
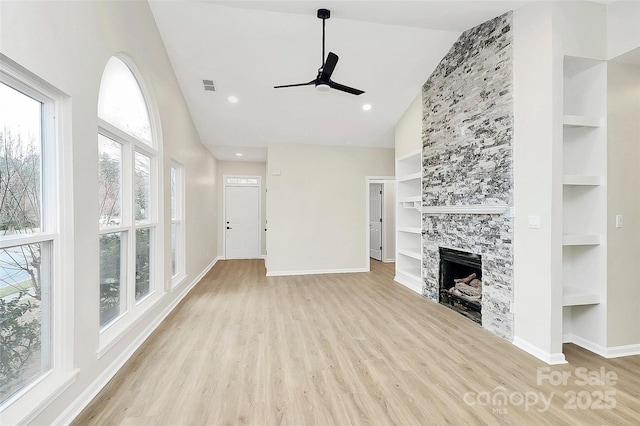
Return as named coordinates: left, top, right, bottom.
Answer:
left=149, top=1, right=527, bottom=161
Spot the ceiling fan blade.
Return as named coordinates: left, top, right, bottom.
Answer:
left=328, top=80, right=365, bottom=96
left=274, top=80, right=315, bottom=89
left=321, top=52, right=339, bottom=79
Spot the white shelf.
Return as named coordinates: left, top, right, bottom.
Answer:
left=394, top=271, right=422, bottom=294
left=563, top=114, right=602, bottom=128
left=397, top=226, right=421, bottom=234
left=396, top=267, right=421, bottom=281
left=400, top=202, right=420, bottom=210
left=562, top=175, right=601, bottom=186
left=396, top=150, right=422, bottom=176
left=562, top=234, right=601, bottom=246
left=398, top=248, right=421, bottom=260
left=398, top=196, right=421, bottom=203
left=563, top=286, right=601, bottom=306
left=398, top=172, right=421, bottom=182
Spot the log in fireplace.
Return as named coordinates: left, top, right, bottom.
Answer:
left=439, top=247, right=482, bottom=325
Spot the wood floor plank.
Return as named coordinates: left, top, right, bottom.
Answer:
left=73, top=259, right=640, bottom=425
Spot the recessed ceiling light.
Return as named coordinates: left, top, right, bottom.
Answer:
left=228, top=95, right=239, bottom=104
left=235, top=152, right=243, bottom=157
left=362, top=104, right=372, bottom=111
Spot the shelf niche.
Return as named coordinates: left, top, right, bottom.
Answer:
left=395, top=150, right=423, bottom=294
left=561, top=55, right=607, bottom=351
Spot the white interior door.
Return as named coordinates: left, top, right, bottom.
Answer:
left=370, top=183, right=382, bottom=261
left=225, top=185, right=260, bottom=259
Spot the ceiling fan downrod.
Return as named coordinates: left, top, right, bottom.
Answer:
left=318, top=8, right=330, bottom=69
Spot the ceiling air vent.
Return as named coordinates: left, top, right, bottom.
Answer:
left=203, top=80, right=216, bottom=92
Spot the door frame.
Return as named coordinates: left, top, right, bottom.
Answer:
left=222, top=175, right=262, bottom=259
left=365, top=176, right=395, bottom=272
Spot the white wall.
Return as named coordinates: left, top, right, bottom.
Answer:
left=394, top=93, right=423, bottom=159
left=589, top=0, right=640, bottom=355
left=0, top=1, right=218, bottom=424
left=512, top=2, right=563, bottom=363
left=607, top=57, right=640, bottom=347
left=383, top=181, right=396, bottom=262
left=554, top=1, right=607, bottom=59
left=217, top=161, right=267, bottom=257
left=607, top=1, right=640, bottom=60
left=266, top=144, right=394, bottom=275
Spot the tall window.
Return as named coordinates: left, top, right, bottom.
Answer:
left=0, top=79, right=53, bottom=403
left=98, top=56, right=160, bottom=331
left=170, top=162, right=185, bottom=285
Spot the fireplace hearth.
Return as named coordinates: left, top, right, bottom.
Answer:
left=439, top=247, right=482, bottom=324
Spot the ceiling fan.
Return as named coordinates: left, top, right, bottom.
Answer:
left=274, top=8, right=365, bottom=96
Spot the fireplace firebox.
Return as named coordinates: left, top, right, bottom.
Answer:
left=439, top=247, right=482, bottom=324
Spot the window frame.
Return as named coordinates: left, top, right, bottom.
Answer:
left=96, top=55, right=164, bottom=355
left=170, top=161, right=186, bottom=288
left=0, top=54, right=76, bottom=425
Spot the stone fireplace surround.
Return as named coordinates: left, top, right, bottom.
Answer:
left=420, top=12, right=514, bottom=341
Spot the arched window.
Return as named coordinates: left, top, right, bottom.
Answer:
left=98, top=57, right=152, bottom=145
left=97, top=56, right=161, bottom=334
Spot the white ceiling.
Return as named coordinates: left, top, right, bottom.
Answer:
left=149, top=1, right=529, bottom=162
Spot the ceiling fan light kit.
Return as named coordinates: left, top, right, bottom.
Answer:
left=274, top=8, right=365, bottom=96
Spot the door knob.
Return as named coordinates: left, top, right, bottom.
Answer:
left=227, top=226, right=232, bottom=229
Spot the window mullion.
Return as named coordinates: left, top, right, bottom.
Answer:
left=134, top=141, right=157, bottom=158
left=129, top=143, right=137, bottom=313
left=151, top=155, right=158, bottom=225
left=0, top=232, right=57, bottom=249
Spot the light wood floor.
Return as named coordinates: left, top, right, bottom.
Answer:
left=73, top=260, right=640, bottom=425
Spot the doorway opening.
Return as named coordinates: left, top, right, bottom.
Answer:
left=365, top=177, right=395, bottom=271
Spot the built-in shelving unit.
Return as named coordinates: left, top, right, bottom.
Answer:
left=561, top=56, right=607, bottom=344
left=395, top=150, right=422, bottom=294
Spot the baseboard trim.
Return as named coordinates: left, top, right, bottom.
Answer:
left=54, top=256, right=221, bottom=425
left=393, top=276, right=422, bottom=295
left=266, top=267, right=367, bottom=277
left=563, top=334, right=608, bottom=358
left=512, top=336, right=567, bottom=365
left=605, top=343, right=640, bottom=358
left=382, top=257, right=395, bottom=263
left=563, top=334, right=640, bottom=359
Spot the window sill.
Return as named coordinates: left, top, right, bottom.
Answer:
left=170, top=273, right=188, bottom=291
left=97, top=291, right=164, bottom=359
left=0, top=369, right=79, bottom=425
